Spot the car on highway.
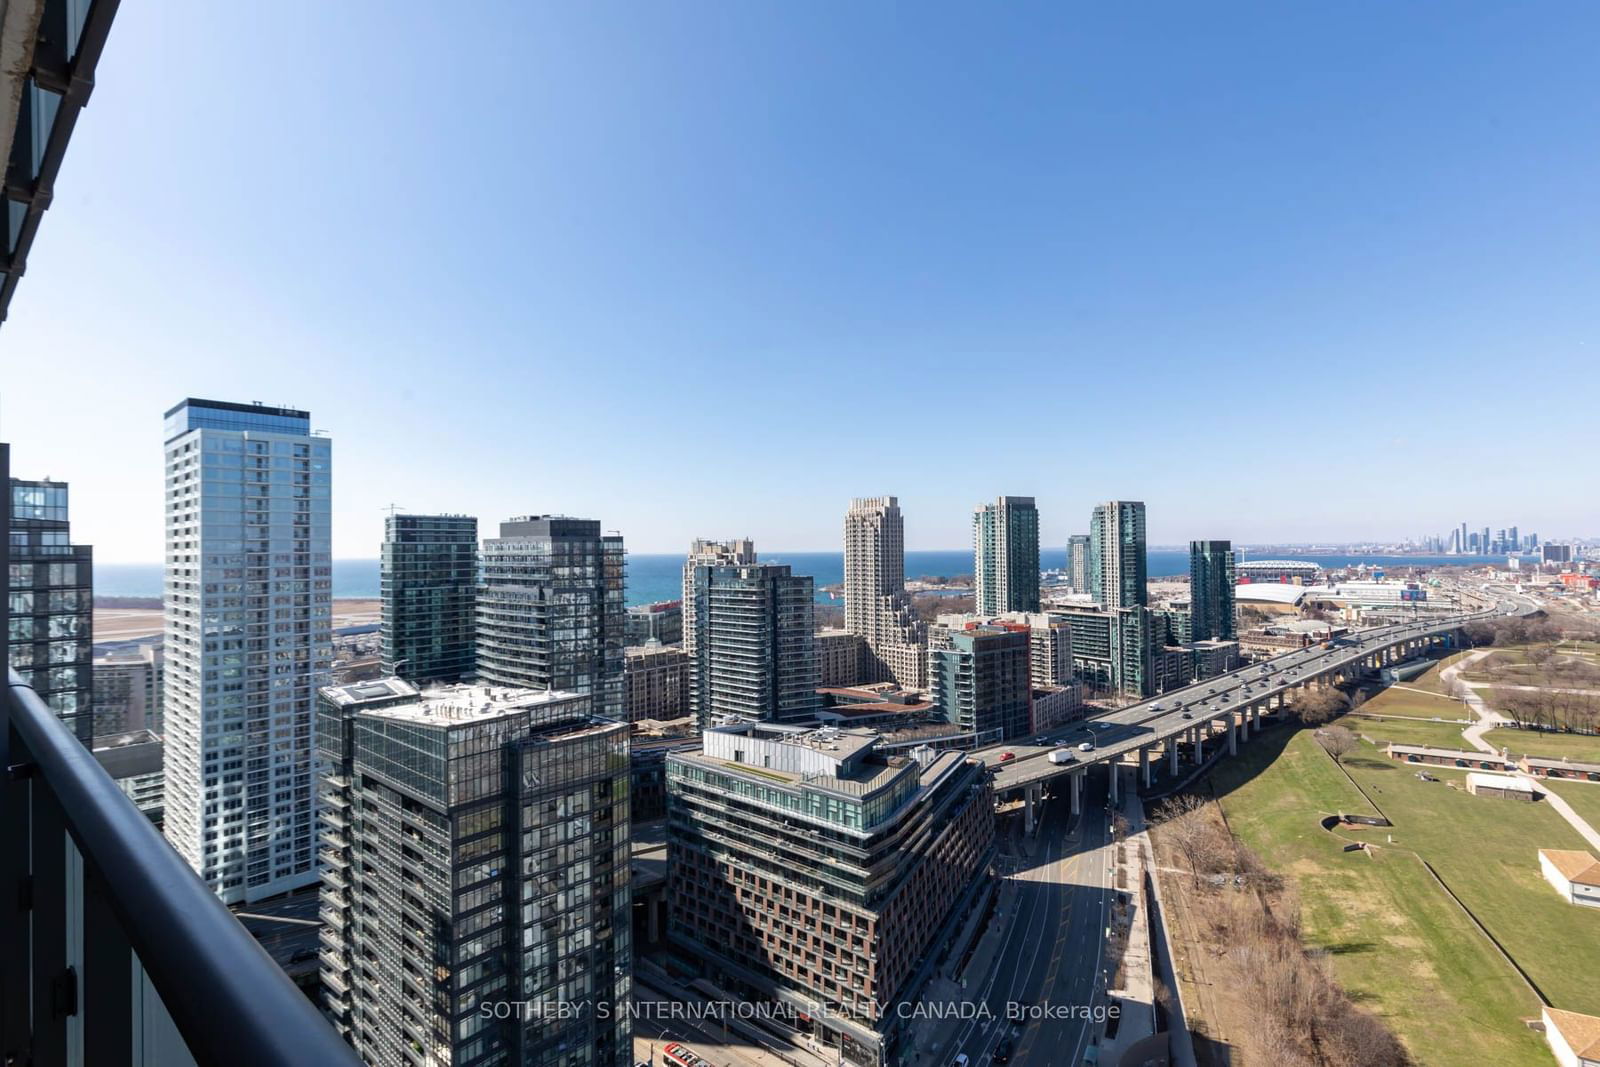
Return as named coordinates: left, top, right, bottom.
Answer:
left=1078, top=741, right=1094, bottom=752
left=1033, top=736, right=1048, bottom=746
left=1150, top=702, right=1162, bottom=711
left=998, top=751, right=1016, bottom=763
left=992, top=1039, right=1013, bottom=1063
left=1181, top=711, right=1193, bottom=719
left=952, top=1055, right=969, bottom=1067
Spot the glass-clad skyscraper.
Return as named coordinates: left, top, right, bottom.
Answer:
left=1188, top=539, right=1237, bottom=641
left=7, top=478, right=93, bottom=744
left=476, top=516, right=625, bottom=719
left=380, top=513, right=477, bottom=683
left=162, top=398, right=332, bottom=904
left=973, top=495, right=1040, bottom=614
left=318, top=679, right=633, bottom=1067
left=1089, top=500, right=1147, bottom=609
left=685, top=560, right=819, bottom=727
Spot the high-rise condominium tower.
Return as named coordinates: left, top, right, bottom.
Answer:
left=972, top=496, right=1041, bottom=614
left=685, top=559, right=819, bottom=727
left=843, top=496, right=927, bottom=688
left=1090, top=501, right=1147, bottom=609
left=162, top=398, right=332, bottom=903
left=318, top=680, right=632, bottom=1066
left=1189, top=540, right=1237, bottom=641
left=680, top=537, right=755, bottom=657
left=380, top=513, right=478, bottom=683
left=8, top=477, right=93, bottom=745
left=1067, top=534, right=1091, bottom=594
left=476, top=516, right=625, bottom=718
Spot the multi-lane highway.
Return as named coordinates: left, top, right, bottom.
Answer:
left=947, top=777, right=1113, bottom=1066
left=983, top=590, right=1533, bottom=794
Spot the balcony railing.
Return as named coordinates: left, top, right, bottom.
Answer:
left=2, top=669, right=362, bottom=1067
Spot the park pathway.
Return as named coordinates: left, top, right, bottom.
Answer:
left=1444, top=651, right=1600, bottom=852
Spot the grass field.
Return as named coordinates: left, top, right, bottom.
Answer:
left=1334, top=712, right=1474, bottom=753
left=1204, top=726, right=1592, bottom=1065
left=1359, top=684, right=1471, bottom=720
left=1484, top=728, right=1600, bottom=765
left=1542, top=778, right=1600, bottom=833
left=1405, top=650, right=1479, bottom=695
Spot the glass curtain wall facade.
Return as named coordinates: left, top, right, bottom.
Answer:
left=7, top=478, right=92, bottom=744
left=1089, top=500, right=1147, bottom=610
left=972, top=496, right=1040, bottom=615
left=476, top=517, right=625, bottom=719
left=1188, top=540, right=1237, bottom=641
left=162, top=398, right=333, bottom=904
left=381, top=513, right=478, bottom=683
left=1067, top=534, right=1090, bottom=595
left=318, top=681, right=632, bottom=1067
left=930, top=627, right=1031, bottom=741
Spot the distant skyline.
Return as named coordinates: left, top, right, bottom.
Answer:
left=3, top=2, right=1598, bottom=560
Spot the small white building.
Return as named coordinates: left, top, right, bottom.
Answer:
left=1540, top=849, right=1600, bottom=908
left=1465, top=771, right=1538, bottom=801
left=1543, top=1006, right=1600, bottom=1067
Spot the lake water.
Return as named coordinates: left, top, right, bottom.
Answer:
left=93, top=550, right=1502, bottom=606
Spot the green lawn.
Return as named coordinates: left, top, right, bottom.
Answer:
left=1542, top=778, right=1600, bottom=834
left=1405, top=650, right=1479, bottom=695
left=1484, top=728, right=1600, bottom=765
left=1334, top=713, right=1473, bottom=753
left=1360, top=684, right=1471, bottom=721
left=1204, top=727, right=1577, bottom=1065
left=1338, top=746, right=1600, bottom=1018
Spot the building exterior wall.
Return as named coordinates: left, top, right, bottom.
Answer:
left=667, top=729, right=994, bottom=1065
left=1189, top=540, right=1236, bottom=641
left=319, top=683, right=633, bottom=1066
left=626, top=599, right=683, bottom=646
left=681, top=539, right=755, bottom=658
left=380, top=513, right=477, bottom=683
left=7, top=477, right=93, bottom=744
left=624, top=644, right=689, bottom=722
left=973, top=496, right=1040, bottom=615
left=816, top=629, right=868, bottom=687
left=930, top=627, right=1031, bottom=741
left=1089, top=501, right=1146, bottom=610
left=161, top=398, right=331, bottom=904
left=476, top=516, right=625, bottom=719
left=1067, top=534, right=1090, bottom=595
left=686, top=562, right=820, bottom=727
left=844, top=498, right=928, bottom=689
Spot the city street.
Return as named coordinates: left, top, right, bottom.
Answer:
left=946, top=773, right=1115, bottom=1066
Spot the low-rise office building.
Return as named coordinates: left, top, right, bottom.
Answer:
left=626, top=599, right=683, bottom=646
left=624, top=643, right=689, bottom=723
left=667, top=724, right=995, bottom=1066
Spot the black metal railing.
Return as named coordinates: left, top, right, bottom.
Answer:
left=1, top=670, right=362, bottom=1067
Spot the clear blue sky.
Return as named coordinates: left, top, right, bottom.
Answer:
left=3, top=2, right=1598, bottom=561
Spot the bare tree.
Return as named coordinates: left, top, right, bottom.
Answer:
left=1155, top=794, right=1228, bottom=888
left=1317, top=725, right=1358, bottom=763
left=1291, top=687, right=1350, bottom=726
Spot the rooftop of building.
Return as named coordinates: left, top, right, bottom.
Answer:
left=1237, top=560, right=1321, bottom=570
left=1521, top=755, right=1600, bottom=773
left=1540, top=849, right=1600, bottom=886
left=1544, top=1007, right=1600, bottom=1060
left=1466, top=771, right=1537, bottom=793
left=1233, top=584, right=1310, bottom=605
left=322, top=678, right=604, bottom=731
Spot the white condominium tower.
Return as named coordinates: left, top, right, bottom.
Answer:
left=843, top=496, right=928, bottom=687
left=680, top=537, right=755, bottom=657
left=162, top=398, right=333, bottom=904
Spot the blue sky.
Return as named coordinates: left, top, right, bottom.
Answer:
left=3, top=2, right=1598, bottom=561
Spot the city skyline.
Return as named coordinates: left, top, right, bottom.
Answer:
left=3, top=3, right=1599, bottom=561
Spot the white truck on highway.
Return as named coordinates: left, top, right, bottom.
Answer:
left=1048, top=749, right=1077, bottom=765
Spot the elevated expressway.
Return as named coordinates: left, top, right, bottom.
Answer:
left=981, top=589, right=1537, bottom=827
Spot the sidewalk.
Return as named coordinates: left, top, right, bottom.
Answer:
left=1447, top=652, right=1600, bottom=853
